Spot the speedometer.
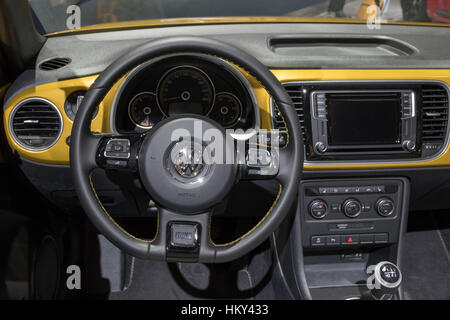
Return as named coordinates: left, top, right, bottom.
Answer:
left=157, top=66, right=214, bottom=116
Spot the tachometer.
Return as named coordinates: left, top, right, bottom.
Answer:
left=128, top=92, right=163, bottom=129
left=209, top=93, right=242, bottom=128
left=157, top=66, right=214, bottom=116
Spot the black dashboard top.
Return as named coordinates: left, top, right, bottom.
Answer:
left=35, top=23, right=450, bottom=85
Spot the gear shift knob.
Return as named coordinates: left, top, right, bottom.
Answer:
left=368, top=261, right=402, bottom=300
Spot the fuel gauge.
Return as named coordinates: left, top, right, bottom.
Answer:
left=209, top=93, right=242, bottom=128
left=128, top=92, right=163, bottom=129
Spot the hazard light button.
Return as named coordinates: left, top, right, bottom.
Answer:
left=342, top=235, right=359, bottom=245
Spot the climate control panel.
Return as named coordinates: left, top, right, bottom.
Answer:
left=308, top=196, right=395, bottom=220
left=299, top=178, right=407, bottom=250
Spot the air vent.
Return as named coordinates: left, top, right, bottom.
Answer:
left=39, top=57, right=71, bottom=71
left=272, top=84, right=306, bottom=143
left=10, top=98, right=63, bottom=151
left=421, top=84, right=449, bottom=144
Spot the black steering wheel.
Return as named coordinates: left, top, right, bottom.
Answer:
left=70, top=36, right=303, bottom=263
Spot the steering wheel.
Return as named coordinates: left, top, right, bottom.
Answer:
left=70, top=36, right=303, bottom=263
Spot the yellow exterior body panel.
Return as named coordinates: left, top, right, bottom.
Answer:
left=45, top=16, right=449, bottom=37
left=3, top=69, right=450, bottom=170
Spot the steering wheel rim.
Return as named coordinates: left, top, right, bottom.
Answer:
left=70, top=36, right=303, bottom=263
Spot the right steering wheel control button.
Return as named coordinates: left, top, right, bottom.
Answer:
left=309, top=200, right=328, bottom=219
left=343, top=199, right=362, bottom=218
left=376, top=198, right=395, bottom=217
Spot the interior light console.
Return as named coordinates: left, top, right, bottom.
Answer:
left=299, top=178, right=408, bottom=250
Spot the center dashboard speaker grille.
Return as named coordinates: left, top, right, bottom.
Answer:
left=272, top=84, right=307, bottom=144
left=10, top=98, right=63, bottom=151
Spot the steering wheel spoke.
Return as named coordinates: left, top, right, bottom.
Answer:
left=95, top=133, right=144, bottom=172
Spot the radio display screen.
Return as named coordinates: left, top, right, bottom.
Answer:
left=327, top=95, right=401, bottom=146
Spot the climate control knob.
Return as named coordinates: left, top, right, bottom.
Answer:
left=343, top=199, right=362, bottom=218
left=309, top=200, right=328, bottom=219
left=376, top=198, right=394, bottom=217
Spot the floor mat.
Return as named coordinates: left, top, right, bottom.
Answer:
left=401, top=212, right=450, bottom=300
left=109, top=244, right=275, bottom=300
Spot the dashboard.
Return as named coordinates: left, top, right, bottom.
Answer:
left=2, top=22, right=450, bottom=170
left=0, top=21, right=450, bottom=219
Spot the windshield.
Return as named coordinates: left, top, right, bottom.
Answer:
left=29, top=0, right=450, bottom=34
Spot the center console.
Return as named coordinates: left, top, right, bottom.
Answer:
left=279, top=177, right=409, bottom=300
left=299, top=178, right=405, bottom=251
left=272, top=80, right=448, bottom=300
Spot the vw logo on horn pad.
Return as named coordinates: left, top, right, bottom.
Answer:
left=172, top=142, right=205, bottom=178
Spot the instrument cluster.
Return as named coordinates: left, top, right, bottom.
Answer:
left=114, top=55, right=256, bottom=133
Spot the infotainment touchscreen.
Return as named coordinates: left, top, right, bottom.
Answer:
left=327, top=95, right=402, bottom=146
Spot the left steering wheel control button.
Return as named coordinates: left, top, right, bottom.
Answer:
left=104, top=139, right=131, bottom=159
left=169, top=223, right=200, bottom=249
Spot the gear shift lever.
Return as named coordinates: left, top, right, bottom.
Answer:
left=367, top=261, right=402, bottom=300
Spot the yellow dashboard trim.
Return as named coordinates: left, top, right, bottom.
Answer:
left=4, top=76, right=99, bottom=164
left=0, top=83, right=11, bottom=163
left=0, top=83, right=9, bottom=98
left=44, top=16, right=450, bottom=37
left=3, top=69, right=450, bottom=170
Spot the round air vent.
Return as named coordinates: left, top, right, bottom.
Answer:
left=10, top=98, right=63, bottom=151
left=39, top=57, right=71, bottom=71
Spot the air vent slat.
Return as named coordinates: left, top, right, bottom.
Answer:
left=13, top=116, right=60, bottom=120
left=421, top=85, right=449, bottom=144
left=423, top=100, right=448, bottom=104
left=39, top=57, right=71, bottom=71
left=272, top=84, right=307, bottom=143
left=11, top=99, right=62, bottom=150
